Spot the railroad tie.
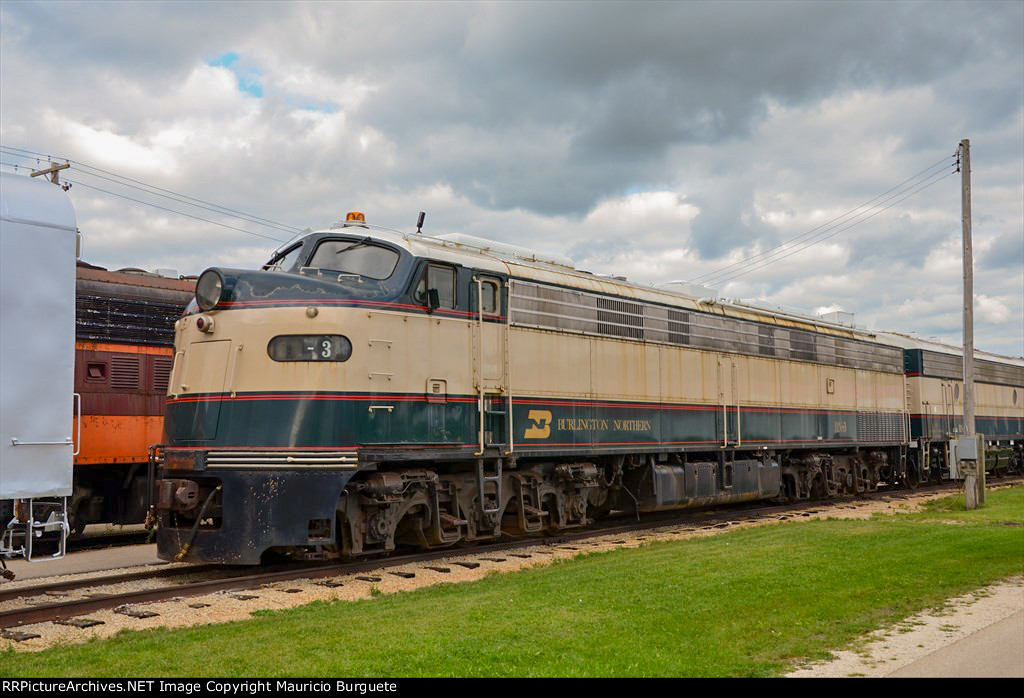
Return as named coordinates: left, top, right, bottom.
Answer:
left=2, top=630, right=40, bottom=642
left=115, top=607, right=159, bottom=619
left=54, top=618, right=103, bottom=629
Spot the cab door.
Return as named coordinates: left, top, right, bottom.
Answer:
left=475, top=276, right=504, bottom=386
left=472, top=275, right=507, bottom=447
left=717, top=356, right=739, bottom=447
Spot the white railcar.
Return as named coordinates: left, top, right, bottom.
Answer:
left=0, top=171, right=78, bottom=563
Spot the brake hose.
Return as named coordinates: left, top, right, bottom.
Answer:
left=175, top=485, right=222, bottom=562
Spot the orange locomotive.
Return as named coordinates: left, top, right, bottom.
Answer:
left=70, top=262, right=195, bottom=533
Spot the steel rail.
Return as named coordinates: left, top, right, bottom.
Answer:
left=0, top=564, right=222, bottom=604
left=2, top=477, right=1019, bottom=630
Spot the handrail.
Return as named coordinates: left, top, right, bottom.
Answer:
left=474, top=276, right=485, bottom=457
left=73, top=392, right=81, bottom=456
left=733, top=361, right=741, bottom=447
left=506, top=279, right=515, bottom=456
left=719, top=359, right=728, bottom=448
left=227, top=345, right=243, bottom=397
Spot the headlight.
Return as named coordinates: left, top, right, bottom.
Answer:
left=195, top=270, right=224, bottom=311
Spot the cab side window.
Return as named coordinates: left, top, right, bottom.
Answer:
left=415, top=263, right=456, bottom=309
left=480, top=278, right=499, bottom=316
left=264, top=243, right=304, bottom=271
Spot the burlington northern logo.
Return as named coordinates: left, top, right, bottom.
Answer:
left=523, top=410, right=552, bottom=439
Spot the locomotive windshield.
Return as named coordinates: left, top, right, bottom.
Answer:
left=307, top=239, right=399, bottom=280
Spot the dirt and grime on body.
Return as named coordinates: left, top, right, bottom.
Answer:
left=1, top=485, right=1018, bottom=653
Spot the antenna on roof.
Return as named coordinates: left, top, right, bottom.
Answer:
left=416, top=211, right=425, bottom=234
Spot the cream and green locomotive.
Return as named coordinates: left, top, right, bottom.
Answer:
left=879, top=333, right=1023, bottom=482
left=154, top=215, right=1002, bottom=564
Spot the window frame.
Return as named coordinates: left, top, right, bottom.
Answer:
left=263, top=242, right=304, bottom=271
left=306, top=238, right=401, bottom=281
left=415, top=262, right=458, bottom=310
left=478, top=276, right=501, bottom=317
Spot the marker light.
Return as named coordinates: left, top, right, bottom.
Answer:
left=346, top=212, right=366, bottom=222
left=195, top=315, right=215, bottom=333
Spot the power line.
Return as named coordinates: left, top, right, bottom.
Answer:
left=688, top=155, right=957, bottom=284
left=702, top=164, right=954, bottom=286
left=710, top=169, right=956, bottom=286
left=691, top=155, right=955, bottom=284
left=1, top=156, right=289, bottom=244
left=3, top=144, right=961, bottom=277
left=66, top=166, right=299, bottom=235
left=0, top=145, right=302, bottom=232
left=60, top=175, right=289, bottom=244
left=708, top=169, right=957, bottom=286
left=0, top=145, right=303, bottom=234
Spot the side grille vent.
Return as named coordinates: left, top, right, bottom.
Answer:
left=508, top=279, right=904, bottom=373
left=152, top=357, right=174, bottom=393
left=857, top=412, right=905, bottom=442
left=597, top=297, right=644, bottom=340
left=110, top=355, right=141, bottom=390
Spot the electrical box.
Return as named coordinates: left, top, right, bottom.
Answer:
left=955, top=436, right=979, bottom=461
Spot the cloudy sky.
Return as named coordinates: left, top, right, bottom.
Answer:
left=2, top=1, right=1021, bottom=355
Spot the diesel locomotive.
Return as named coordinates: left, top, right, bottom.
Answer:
left=879, top=332, right=1023, bottom=482
left=153, top=214, right=1024, bottom=564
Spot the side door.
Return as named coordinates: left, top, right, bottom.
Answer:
left=717, top=356, right=739, bottom=447
left=472, top=274, right=507, bottom=447
left=175, top=340, right=232, bottom=441
left=405, top=261, right=461, bottom=445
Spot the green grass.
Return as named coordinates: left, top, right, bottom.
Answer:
left=3, top=487, right=1022, bottom=677
left=916, top=484, right=1024, bottom=523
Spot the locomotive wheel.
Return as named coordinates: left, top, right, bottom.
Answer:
left=67, top=510, right=87, bottom=538
left=904, top=464, right=920, bottom=490
left=809, top=473, right=827, bottom=500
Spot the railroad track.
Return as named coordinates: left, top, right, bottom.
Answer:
left=68, top=530, right=152, bottom=553
left=0, top=564, right=223, bottom=604
left=2, top=477, right=1019, bottom=632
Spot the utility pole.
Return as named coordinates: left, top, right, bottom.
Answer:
left=30, top=162, right=69, bottom=186
left=961, top=139, right=975, bottom=438
left=960, top=138, right=983, bottom=509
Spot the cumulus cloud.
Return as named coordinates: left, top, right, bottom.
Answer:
left=0, top=0, right=1021, bottom=355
